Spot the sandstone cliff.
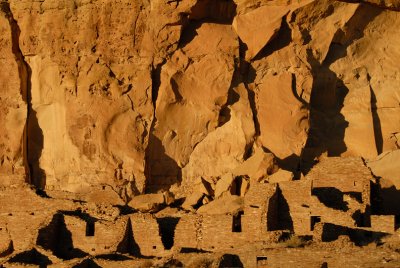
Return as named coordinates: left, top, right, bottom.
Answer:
left=1, top=0, right=399, bottom=203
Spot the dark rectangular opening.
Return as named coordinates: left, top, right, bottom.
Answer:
left=395, top=215, right=400, bottom=230
left=311, top=216, right=321, bottom=231
left=230, top=177, right=242, bottom=196
left=86, top=222, right=95, bottom=236
left=257, top=256, right=268, bottom=266
left=232, top=212, right=243, bottom=232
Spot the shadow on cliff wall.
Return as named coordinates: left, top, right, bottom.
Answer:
left=1, top=2, right=46, bottom=190
left=301, top=5, right=382, bottom=174
left=301, top=53, right=349, bottom=174
left=27, top=109, right=46, bottom=190
left=145, top=134, right=181, bottom=193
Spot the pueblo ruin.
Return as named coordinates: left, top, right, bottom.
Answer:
left=1, top=0, right=400, bottom=267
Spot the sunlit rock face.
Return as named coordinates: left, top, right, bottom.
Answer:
left=0, top=0, right=399, bottom=202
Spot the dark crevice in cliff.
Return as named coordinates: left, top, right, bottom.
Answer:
left=1, top=2, right=44, bottom=189
left=145, top=60, right=165, bottom=191
left=370, top=83, right=383, bottom=155
left=151, top=60, right=165, bottom=109
left=291, top=74, right=309, bottom=108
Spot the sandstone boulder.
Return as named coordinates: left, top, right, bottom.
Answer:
left=81, top=186, right=125, bottom=206
left=128, top=192, right=174, bottom=213
left=214, top=173, right=236, bottom=199
left=197, top=195, right=244, bottom=215
left=268, top=170, right=294, bottom=184
left=182, top=192, right=205, bottom=211
left=181, top=177, right=214, bottom=210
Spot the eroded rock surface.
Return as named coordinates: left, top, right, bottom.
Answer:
left=0, top=0, right=399, bottom=212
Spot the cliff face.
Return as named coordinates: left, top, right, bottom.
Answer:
left=1, top=0, right=400, bottom=201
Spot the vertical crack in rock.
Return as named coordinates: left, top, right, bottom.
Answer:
left=1, top=1, right=44, bottom=188
left=369, top=81, right=383, bottom=155
left=150, top=61, right=165, bottom=109
left=144, top=60, right=170, bottom=193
